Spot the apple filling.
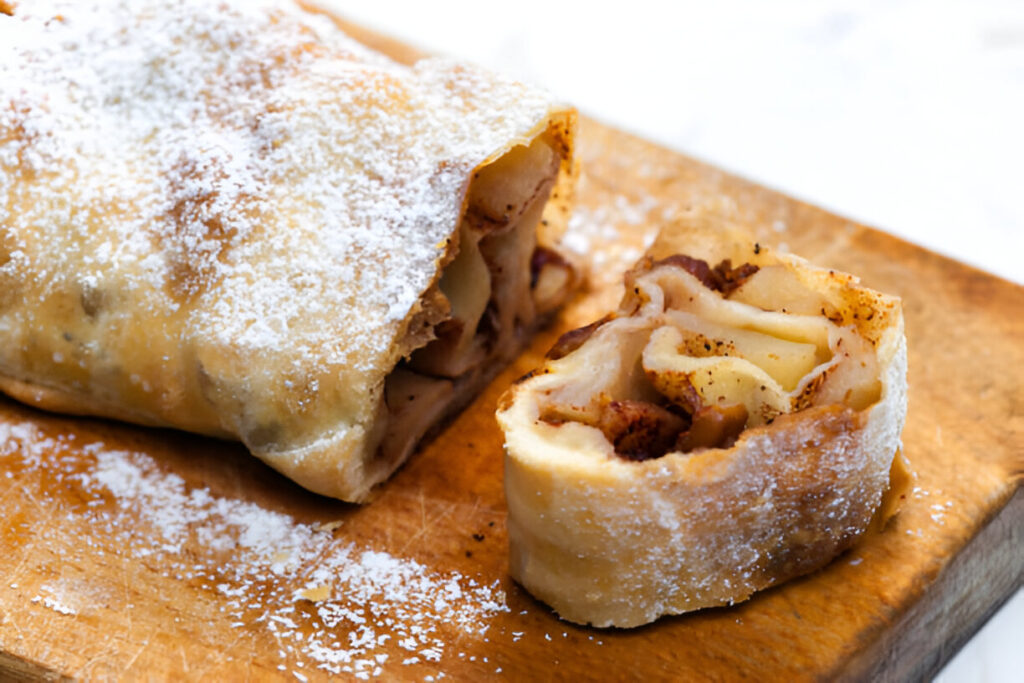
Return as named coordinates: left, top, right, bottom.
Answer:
left=536, top=254, right=882, bottom=461
left=374, top=134, right=574, bottom=472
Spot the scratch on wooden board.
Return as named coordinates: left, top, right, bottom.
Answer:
left=0, top=479, right=21, bottom=506
left=8, top=491, right=68, bottom=573
left=120, top=554, right=133, bottom=640
left=2, top=602, right=25, bottom=641
left=17, top=483, right=47, bottom=515
left=5, top=545, right=37, bottom=590
left=120, top=639, right=150, bottom=674
left=394, top=488, right=504, bottom=517
left=78, top=620, right=165, bottom=680
left=80, top=635, right=129, bottom=681
left=399, top=500, right=458, bottom=554
left=221, top=628, right=257, bottom=676
left=191, top=625, right=250, bottom=681
left=419, top=487, right=426, bottom=532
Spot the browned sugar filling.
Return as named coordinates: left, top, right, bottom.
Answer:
left=646, top=254, right=760, bottom=297
left=595, top=399, right=749, bottom=462
left=375, top=136, right=573, bottom=472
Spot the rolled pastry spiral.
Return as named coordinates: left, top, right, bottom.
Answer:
left=497, top=222, right=910, bottom=627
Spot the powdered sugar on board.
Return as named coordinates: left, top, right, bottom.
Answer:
left=556, top=177, right=665, bottom=322
left=0, top=418, right=509, bottom=678
left=30, top=586, right=78, bottom=617
left=563, top=195, right=660, bottom=282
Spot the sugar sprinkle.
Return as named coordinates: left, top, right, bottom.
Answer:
left=0, top=419, right=509, bottom=677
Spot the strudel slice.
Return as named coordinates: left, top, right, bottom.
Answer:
left=497, top=222, right=909, bottom=627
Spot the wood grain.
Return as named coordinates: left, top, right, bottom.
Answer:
left=1, top=26, right=1021, bottom=683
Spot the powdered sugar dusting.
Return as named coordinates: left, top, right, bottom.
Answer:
left=0, top=419, right=509, bottom=677
left=0, top=0, right=561, bottom=462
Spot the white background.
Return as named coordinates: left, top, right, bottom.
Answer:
left=327, top=1, right=1022, bottom=679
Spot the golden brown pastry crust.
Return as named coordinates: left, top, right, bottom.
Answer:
left=0, top=0, right=576, bottom=501
left=497, top=223, right=908, bottom=627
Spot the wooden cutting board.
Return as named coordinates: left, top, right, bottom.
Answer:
left=1, top=23, right=1021, bottom=683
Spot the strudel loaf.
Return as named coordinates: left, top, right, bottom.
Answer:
left=0, top=0, right=576, bottom=501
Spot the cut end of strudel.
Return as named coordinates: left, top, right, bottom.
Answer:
left=497, top=220, right=910, bottom=628
left=0, top=0, right=577, bottom=501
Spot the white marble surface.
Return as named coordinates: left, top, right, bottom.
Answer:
left=328, top=1, right=1022, bottom=679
